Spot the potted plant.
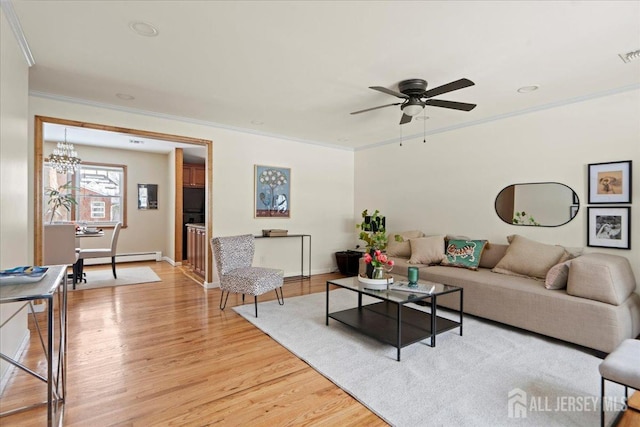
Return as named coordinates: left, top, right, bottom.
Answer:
left=45, top=181, right=77, bottom=224
left=356, top=209, right=388, bottom=251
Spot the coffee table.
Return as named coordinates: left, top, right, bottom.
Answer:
left=326, top=276, right=463, bottom=361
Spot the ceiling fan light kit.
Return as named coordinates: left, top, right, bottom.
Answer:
left=351, top=77, right=476, bottom=125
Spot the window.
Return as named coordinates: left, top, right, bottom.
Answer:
left=43, top=162, right=127, bottom=227
left=91, top=201, right=105, bottom=218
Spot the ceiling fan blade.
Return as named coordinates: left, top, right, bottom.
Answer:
left=399, top=113, right=413, bottom=125
left=422, top=78, right=475, bottom=99
left=350, top=102, right=402, bottom=115
left=369, top=86, right=409, bottom=99
left=425, top=99, right=477, bottom=111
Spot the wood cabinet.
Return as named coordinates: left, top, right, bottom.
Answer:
left=183, top=163, right=206, bottom=188
left=186, top=224, right=206, bottom=278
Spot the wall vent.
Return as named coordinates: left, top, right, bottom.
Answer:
left=619, top=49, right=640, bottom=63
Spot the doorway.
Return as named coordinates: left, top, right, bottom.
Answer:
left=34, top=116, right=213, bottom=283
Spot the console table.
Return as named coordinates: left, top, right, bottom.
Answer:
left=254, top=234, right=311, bottom=280
left=0, top=265, right=67, bottom=426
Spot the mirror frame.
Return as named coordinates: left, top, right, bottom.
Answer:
left=495, top=182, right=579, bottom=227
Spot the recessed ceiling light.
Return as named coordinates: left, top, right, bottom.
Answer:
left=116, top=93, right=135, bottom=100
left=517, top=85, right=540, bottom=93
left=415, top=116, right=430, bottom=121
left=129, top=21, right=159, bottom=37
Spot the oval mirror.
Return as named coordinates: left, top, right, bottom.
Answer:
left=495, top=182, right=579, bottom=227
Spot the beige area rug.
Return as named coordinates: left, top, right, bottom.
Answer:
left=234, top=290, right=626, bottom=427
left=72, top=266, right=161, bottom=290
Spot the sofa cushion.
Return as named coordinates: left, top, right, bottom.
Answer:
left=386, top=230, right=425, bottom=257
left=567, top=253, right=636, bottom=305
left=492, top=235, right=565, bottom=280
left=441, top=239, right=488, bottom=270
left=479, top=243, right=508, bottom=269
left=545, top=260, right=571, bottom=290
left=408, top=236, right=445, bottom=265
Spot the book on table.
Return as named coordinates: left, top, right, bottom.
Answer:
left=389, top=282, right=436, bottom=294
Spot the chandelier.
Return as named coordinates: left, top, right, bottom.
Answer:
left=46, top=129, right=81, bottom=174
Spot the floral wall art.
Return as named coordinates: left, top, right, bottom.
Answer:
left=254, top=165, right=290, bottom=218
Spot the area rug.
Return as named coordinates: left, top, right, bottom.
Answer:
left=73, top=266, right=161, bottom=290
left=233, top=289, right=625, bottom=426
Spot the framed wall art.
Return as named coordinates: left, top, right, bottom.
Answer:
left=138, top=184, right=158, bottom=210
left=587, top=206, right=631, bottom=249
left=254, top=165, right=290, bottom=218
left=588, top=160, right=632, bottom=204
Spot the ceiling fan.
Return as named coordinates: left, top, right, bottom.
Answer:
left=351, top=78, right=477, bottom=125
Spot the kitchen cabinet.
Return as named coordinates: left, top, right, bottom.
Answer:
left=183, top=163, right=206, bottom=188
left=186, top=223, right=206, bottom=278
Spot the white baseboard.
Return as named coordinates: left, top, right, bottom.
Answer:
left=0, top=329, right=30, bottom=395
left=162, top=256, right=180, bottom=266
left=82, top=251, right=161, bottom=266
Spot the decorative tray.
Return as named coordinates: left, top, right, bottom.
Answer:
left=0, top=266, right=49, bottom=285
left=358, top=274, right=394, bottom=290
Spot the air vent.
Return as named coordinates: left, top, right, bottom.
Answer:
left=619, top=49, right=640, bottom=64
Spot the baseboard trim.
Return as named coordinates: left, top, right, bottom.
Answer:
left=0, top=328, right=30, bottom=395
left=82, top=251, right=162, bottom=266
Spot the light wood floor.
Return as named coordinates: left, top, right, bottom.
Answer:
left=1, top=261, right=638, bottom=426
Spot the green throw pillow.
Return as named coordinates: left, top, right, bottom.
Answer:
left=441, top=239, right=488, bottom=270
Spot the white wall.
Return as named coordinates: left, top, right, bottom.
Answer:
left=29, top=97, right=355, bottom=277
left=355, top=89, right=640, bottom=288
left=43, top=142, right=172, bottom=258
left=0, top=8, right=31, bottom=388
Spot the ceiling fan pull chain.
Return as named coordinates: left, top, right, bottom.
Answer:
left=423, top=114, right=426, bottom=143
left=399, top=125, right=403, bottom=147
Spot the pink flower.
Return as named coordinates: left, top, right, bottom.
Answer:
left=364, top=253, right=372, bottom=263
left=387, top=260, right=394, bottom=266
left=374, top=249, right=382, bottom=257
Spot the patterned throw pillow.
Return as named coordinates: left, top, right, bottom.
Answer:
left=441, top=239, right=488, bottom=270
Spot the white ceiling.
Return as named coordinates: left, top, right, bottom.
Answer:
left=11, top=1, right=640, bottom=150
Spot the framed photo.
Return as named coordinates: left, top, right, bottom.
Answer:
left=587, top=207, right=631, bottom=249
left=138, top=184, right=158, bottom=210
left=570, top=205, right=579, bottom=219
left=588, top=160, right=632, bottom=204
left=254, top=165, right=290, bottom=218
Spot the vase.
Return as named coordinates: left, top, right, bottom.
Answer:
left=372, top=266, right=385, bottom=280
left=366, top=249, right=375, bottom=278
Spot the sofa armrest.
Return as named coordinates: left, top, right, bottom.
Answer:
left=567, top=253, right=636, bottom=305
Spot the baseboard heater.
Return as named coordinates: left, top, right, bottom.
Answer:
left=82, top=251, right=162, bottom=266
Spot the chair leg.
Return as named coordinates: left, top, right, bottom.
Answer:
left=275, top=287, right=284, bottom=305
left=254, top=295, right=258, bottom=318
left=72, top=263, right=79, bottom=290
left=111, top=256, right=117, bottom=279
left=219, top=291, right=229, bottom=310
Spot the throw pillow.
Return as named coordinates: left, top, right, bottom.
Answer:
left=408, top=236, right=446, bottom=265
left=545, top=260, right=572, bottom=290
left=441, top=239, right=488, bottom=270
left=386, top=230, right=425, bottom=257
left=493, top=234, right=566, bottom=280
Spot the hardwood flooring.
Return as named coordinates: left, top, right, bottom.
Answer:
left=1, top=261, right=638, bottom=426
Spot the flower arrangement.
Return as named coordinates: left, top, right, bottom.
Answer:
left=364, top=250, right=395, bottom=269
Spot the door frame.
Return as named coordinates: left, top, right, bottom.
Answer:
left=34, top=115, right=213, bottom=282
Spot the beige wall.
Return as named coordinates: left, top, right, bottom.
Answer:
left=0, top=8, right=30, bottom=386
left=29, top=96, right=355, bottom=277
left=43, top=142, right=173, bottom=258
left=355, top=89, right=640, bottom=290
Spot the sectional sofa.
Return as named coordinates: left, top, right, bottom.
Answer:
left=366, top=232, right=640, bottom=354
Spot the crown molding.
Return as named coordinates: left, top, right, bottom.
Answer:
left=0, top=0, right=35, bottom=67
left=29, top=91, right=354, bottom=152
left=355, top=83, right=640, bottom=151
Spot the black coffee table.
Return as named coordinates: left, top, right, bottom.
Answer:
left=326, top=277, right=463, bottom=361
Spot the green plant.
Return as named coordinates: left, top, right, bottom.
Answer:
left=512, top=211, right=540, bottom=226
left=45, top=181, right=77, bottom=224
left=356, top=209, right=388, bottom=251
